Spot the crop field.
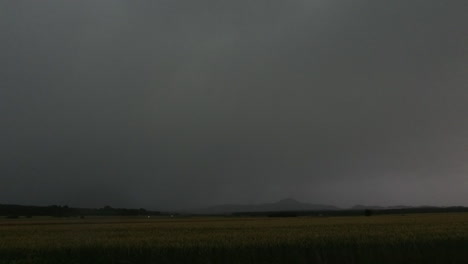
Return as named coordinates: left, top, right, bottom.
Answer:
left=1, top=213, right=468, bottom=264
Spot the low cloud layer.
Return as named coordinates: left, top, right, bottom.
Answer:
left=1, top=0, right=467, bottom=209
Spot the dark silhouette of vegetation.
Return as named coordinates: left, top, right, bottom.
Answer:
left=0, top=204, right=162, bottom=217
left=268, top=212, right=298, bottom=217
left=232, top=206, right=468, bottom=217
left=3, top=203, right=468, bottom=218
left=365, top=209, right=373, bottom=216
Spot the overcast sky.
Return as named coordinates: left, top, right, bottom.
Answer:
left=1, top=0, right=467, bottom=210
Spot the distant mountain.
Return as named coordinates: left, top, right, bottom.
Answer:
left=351, top=205, right=414, bottom=210
left=192, top=199, right=339, bottom=214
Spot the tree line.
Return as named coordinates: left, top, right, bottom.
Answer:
left=0, top=204, right=162, bottom=218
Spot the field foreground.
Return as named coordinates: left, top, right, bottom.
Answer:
left=1, top=213, right=468, bottom=264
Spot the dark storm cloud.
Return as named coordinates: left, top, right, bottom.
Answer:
left=1, top=0, right=467, bottom=209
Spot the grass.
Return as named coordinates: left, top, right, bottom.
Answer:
left=1, top=213, right=468, bottom=263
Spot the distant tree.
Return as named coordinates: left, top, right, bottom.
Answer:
left=364, top=209, right=373, bottom=216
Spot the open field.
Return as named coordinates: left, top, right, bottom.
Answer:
left=1, top=213, right=468, bottom=264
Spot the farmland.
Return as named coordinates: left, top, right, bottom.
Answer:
left=1, top=213, right=468, bottom=264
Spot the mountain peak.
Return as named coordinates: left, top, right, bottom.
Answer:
left=275, top=198, right=301, bottom=205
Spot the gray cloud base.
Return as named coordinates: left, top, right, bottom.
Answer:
left=1, top=0, right=467, bottom=210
